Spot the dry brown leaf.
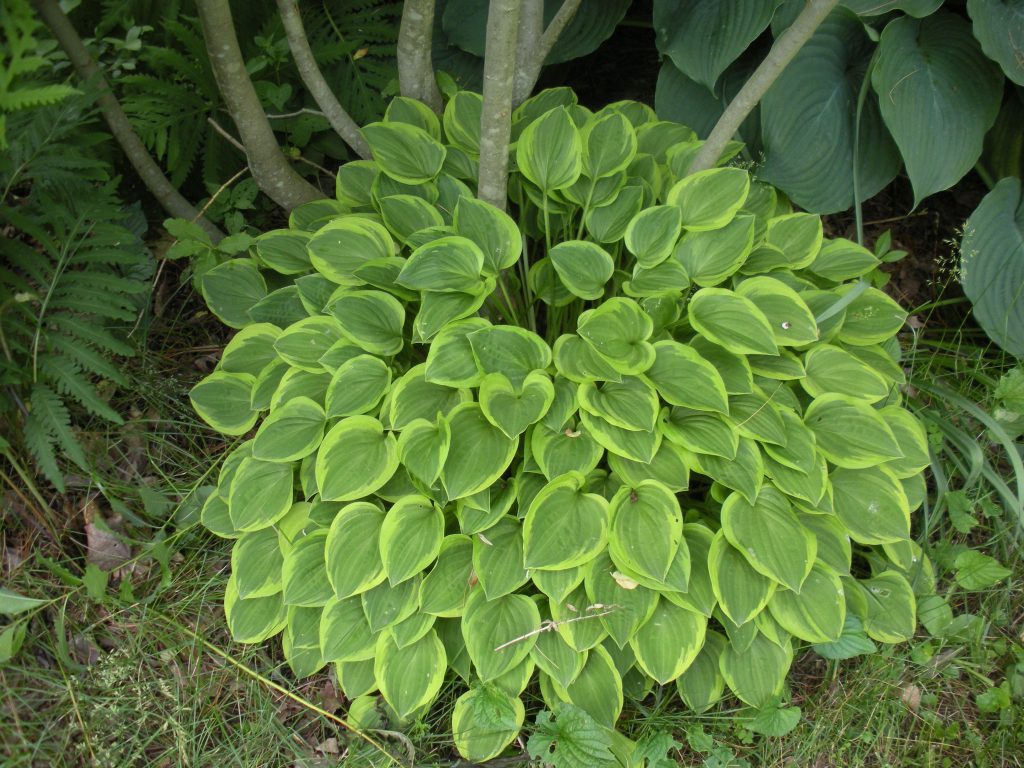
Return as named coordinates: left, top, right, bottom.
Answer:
left=84, top=501, right=132, bottom=571
left=901, top=682, right=922, bottom=712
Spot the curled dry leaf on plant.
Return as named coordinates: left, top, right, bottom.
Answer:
left=186, top=87, right=936, bottom=762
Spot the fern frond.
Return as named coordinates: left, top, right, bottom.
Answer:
left=23, top=409, right=63, bottom=491
left=47, top=333, right=134, bottom=383
left=47, top=294, right=137, bottom=322
left=0, top=84, right=81, bottom=111
left=39, top=355, right=124, bottom=424
left=27, top=383, right=88, bottom=471
left=48, top=314, right=134, bottom=357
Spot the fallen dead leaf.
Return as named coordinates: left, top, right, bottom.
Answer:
left=84, top=501, right=132, bottom=572
left=901, top=682, right=922, bottom=712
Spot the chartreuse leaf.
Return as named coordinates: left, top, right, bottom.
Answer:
left=308, top=217, right=394, bottom=282
left=232, top=528, right=283, bottom=599
left=691, top=436, right=764, bottom=504
left=328, top=290, right=405, bottom=357
left=831, top=466, right=910, bottom=545
left=420, top=535, right=474, bottom=616
left=708, top=530, right=776, bottom=626
left=220, top=324, right=282, bottom=376
left=462, top=588, right=541, bottom=681
left=517, top=107, right=583, bottom=191
left=283, top=605, right=325, bottom=677
left=458, top=478, right=518, bottom=534
left=581, top=410, right=661, bottom=464
left=675, top=213, right=755, bottom=287
left=255, top=230, right=311, bottom=275
left=578, top=376, right=659, bottom=433
left=275, top=316, right=346, bottom=372
left=454, top=197, right=523, bottom=274
left=425, top=318, right=488, bottom=388
left=873, top=12, right=1002, bottom=207
left=720, top=632, right=793, bottom=708
left=557, top=644, right=624, bottom=728
left=375, top=629, right=446, bottom=720
left=808, top=238, right=879, bottom=282
left=224, top=575, right=286, bottom=643
left=335, top=658, right=377, bottom=699
left=190, top=372, right=258, bottom=435
left=607, top=440, right=690, bottom=492
left=577, top=298, right=656, bottom=375
left=453, top=684, right=525, bottom=763
left=442, top=403, right=518, bottom=500
left=608, top=481, right=683, bottom=582
left=362, top=122, right=446, bottom=185
left=763, top=213, right=822, bottom=270
left=583, top=551, right=658, bottom=648
left=390, top=364, right=469, bottom=429
left=549, top=241, right=614, bottom=300
left=228, top=458, right=293, bottom=532
left=858, top=571, right=916, bottom=643
left=523, top=472, right=609, bottom=570
left=480, top=371, right=555, bottom=438
left=553, top=334, right=624, bottom=383
left=252, top=396, right=325, bottom=463
left=200, top=259, right=267, bottom=329
left=531, top=421, right=604, bottom=480
left=379, top=495, right=444, bottom=585
left=320, top=597, right=376, bottom=662
left=444, top=90, right=483, bottom=153
left=661, top=408, right=738, bottom=459
left=397, top=415, right=451, bottom=486
left=625, top=204, right=681, bottom=268
left=768, top=561, right=846, bottom=643
left=688, top=288, right=777, bottom=355
left=551, top=584, right=609, bottom=652
left=531, top=620, right=587, bottom=688
left=282, top=530, right=332, bottom=607
left=834, top=285, right=908, bottom=345
left=378, top=194, right=444, bottom=244
left=324, top=355, right=391, bottom=418
left=631, top=599, right=706, bottom=685
left=360, top=575, right=420, bottom=634
left=325, top=505, right=385, bottom=602
left=251, top=360, right=290, bottom=411
left=804, top=394, right=902, bottom=469
left=583, top=112, right=637, bottom=178
left=646, top=340, right=729, bottom=413
left=721, top=487, right=816, bottom=592
left=468, top=326, right=552, bottom=389
left=473, top=517, right=529, bottom=599
left=666, top=167, right=750, bottom=231
left=316, top=416, right=398, bottom=501
left=801, top=344, right=890, bottom=402
left=271, top=368, right=331, bottom=410
left=880, top=406, right=930, bottom=479
left=398, top=235, right=485, bottom=293
left=735, top=276, right=819, bottom=347
left=676, top=630, right=727, bottom=712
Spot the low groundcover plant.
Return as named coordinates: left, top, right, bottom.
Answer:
left=188, top=87, right=931, bottom=761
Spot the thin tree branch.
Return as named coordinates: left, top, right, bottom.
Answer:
left=684, top=0, right=841, bottom=176
left=478, top=0, right=522, bottom=210
left=30, top=0, right=224, bottom=242
left=511, top=0, right=581, bottom=107
left=195, top=0, right=320, bottom=211
left=511, top=0, right=543, bottom=106
left=276, top=0, right=371, bottom=160
left=398, top=0, right=442, bottom=113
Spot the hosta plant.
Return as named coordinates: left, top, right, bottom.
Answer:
left=190, top=88, right=933, bottom=762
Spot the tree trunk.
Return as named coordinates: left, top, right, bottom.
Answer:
left=31, top=0, right=224, bottom=242
left=512, top=0, right=543, bottom=107
left=398, top=0, right=443, bottom=113
left=478, top=0, right=522, bottom=209
left=511, top=0, right=581, bottom=107
left=195, top=0, right=321, bottom=210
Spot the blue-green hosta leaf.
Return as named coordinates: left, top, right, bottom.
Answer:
left=831, top=466, right=910, bottom=545
left=721, top=487, right=816, bottom=592
left=308, top=217, right=394, bottom=283
left=328, top=290, right=405, bottom=357
left=190, top=371, right=258, bottom=436
left=220, top=324, right=282, bottom=376
left=583, top=112, right=638, bottom=178
left=960, top=178, right=1024, bottom=357
left=320, top=596, right=376, bottom=662
left=734, top=276, right=819, bottom=347
left=255, top=229, right=312, bottom=275
left=873, top=11, right=1003, bottom=206
left=453, top=196, right=523, bottom=275
left=577, top=298, right=655, bottom=375
left=646, top=340, right=729, bottom=413
left=224, top=574, right=286, bottom=643
left=316, top=416, right=398, bottom=501
left=274, top=316, right=346, bottom=372
left=654, top=0, right=783, bottom=92
left=675, top=630, right=727, bottom=712
left=200, top=259, right=267, bottom=329
left=801, top=344, right=890, bottom=402
left=516, top=107, right=583, bottom=192
left=630, top=599, right=707, bottom=684
left=688, top=288, right=777, bottom=356
left=608, top=481, right=684, bottom=583
left=804, top=394, right=902, bottom=468
left=452, top=684, right=525, bottom=763
left=549, top=241, right=614, bottom=301
left=389, top=364, right=470, bottom=430
left=397, top=414, right=451, bottom=486
left=523, top=472, right=609, bottom=570
left=375, top=629, right=446, bottom=719
left=379, top=495, right=444, bottom=586
left=228, top=458, right=294, bottom=532
left=473, top=517, right=529, bottom=599
left=441, top=403, right=518, bottom=501
left=719, top=632, right=793, bottom=708
left=362, top=122, right=446, bottom=185
left=666, top=167, right=749, bottom=231
left=760, top=8, right=900, bottom=214
left=468, top=325, right=552, bottom=389
left=708, top=530, right=776, bottom=626
left=462, top=588, right=541, bottom=682
left=282, top=530, right=333, bottom=607
left=252, top=396, right=325, bottom=463
left=857, top=571, right=916, bottom=643
left=420, top=535, right=474, bottom=617
left=968, top=0, right=1024, bottom=85
left=232, top=528, right=284, bottom=599
left=480, top=371, right=555, bottom=438
left=674, top=212, right=755, bottom=287
left=768, top=561, right=846, bottom=643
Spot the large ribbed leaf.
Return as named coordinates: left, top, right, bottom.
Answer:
left=968, top=0, right=1024, bottom=85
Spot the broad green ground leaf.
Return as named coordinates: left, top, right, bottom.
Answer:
left=308, top=218, right=394, bottom=282
left=675, top=213, right=755, bottom=287
left=425, top=318, right=489, bottom=388
left=275, top=316, right=346, bottom=372
left=190, top=372, right=258, bottom=435
left=282, top=530, right=332, bottom=607
left=960, top=178, right=1024, bottom=357
left=858, top=571, right=916, bottom=643
left=954, top=550, right=1012, bottom=590
left=549, top=241, right=614, bottom=300
left=220, top=324, right=282, bottom=376
left=720, top=632, right=792, bottom=708
left=527, top=703, right=617, bottom=768
left=420, top=535, right=474, bottom=616
left=362, top=122, right=446, bottom=184
left=397, top=415, right=451, bottom=486
left=200, top=259, right=267, bottom=329
left=968, top=0, right=1024, bottom=85
left=583, top=112, right=637, bottom=178
left=873, top=12, right=1002, bottom=207
left=329, top=290, right=405, bottom=357
left=468, top=326, right=552, bottom=388
left=320, top=597, right=377, bottom=662
left=608, top=481, right=683, bottom=582
left=462, top=589, right=540, bottom=681
left=666, top=167, right=749, bottom=231
left=647, top=340, right=729, bottom=413
left=228, top=458, right=294, bottom=531
left=232, top=528, right=284, bottom=599
left=802, top=344, right=890, bottom=402
left=452, top=685, right=525, bottom=762
left=675, top=630, right=727, bottom=712
left=325, top=355, right=391, bottom=418
left=389, top=364, right=469, bottom=429
left=558, top=644, right=624, bottom=728
left=631, top=599, right=706, bottom=684
left=760, top=8, right=900, bottom=213
left=721, top=487, right=816, bottom=592
left=252, top=396, right=325, bottom=462
left=625, top=204, right=682, bottom=268
left=224, top=575, right=286, bottom=643
left=735, top=276, right=818, bottom=347
left=768, top=562, right=846, bottom=643
left=375, top=629, right=446, bottom=719
left=398, top=236, right=485, bottom=294
left=442, top=403, right=518, bottom=500
left=524, top=473, right=609, bottom=570
left=577, top=298, right=656, bottom=375
left=316, top=416, right=398, bottom=501
left=379, top=495, right=444, bottom=585
left=708, top=530, right=776, bottom=626
left=688, top=288, right=777, bottom=355
left=0, top=588, right=46, bottom=616
left=480, top=371, right=555, bottom=438
left=804, top=394, right=902, bottom=468
left=473, top=517, right=529, bottom=599
left=454, top=196, right=523, bottom=274
left=578, top=376, right=659, bottom=432
left=517, top=107, right=582, bottom=192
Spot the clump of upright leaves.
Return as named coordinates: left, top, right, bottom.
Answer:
left=191, top=87, right=933, bottom=762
